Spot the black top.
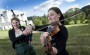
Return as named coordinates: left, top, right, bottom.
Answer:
left=8, top=26, right=32, bottom=49
left=35, top=25, right=69, bottom=55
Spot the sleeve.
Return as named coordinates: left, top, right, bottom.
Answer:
left=25, top=33, right=33, bottom=42
left=55, top=27, right=68, bottom=54
left=21, top=26, right=33, bottom=42
left=8, top=30, right=17, bottom=43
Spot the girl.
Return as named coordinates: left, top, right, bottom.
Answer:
left=8, top=18, right=36, bottom=55
left=40, top=7, right=69, bottom=55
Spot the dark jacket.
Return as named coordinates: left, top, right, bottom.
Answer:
left=52, top=25, right=69, bottom=55
left=8, top=26, right=32, bottom=49
left=36, top=25, right=69, bottom=55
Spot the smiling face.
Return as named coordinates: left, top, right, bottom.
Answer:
left=11, top=18, right=20, bottom=29
left=48, top=10, right=60, bottom=23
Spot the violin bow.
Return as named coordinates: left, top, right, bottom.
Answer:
left=37, top=12, right=84, bottom=31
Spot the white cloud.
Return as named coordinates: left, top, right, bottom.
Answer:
left=86, top=3, right=90, bottom=5
left=24, top=8, right=45, bottom=16
left=17, top=7, right=44, bottom=16
left=13, top=0, right=77, bottom=16
left=13, top=10, right=26, bottom=14
left=66, top=4, right=80, bottom=11
left=34, top=0, right=63, bottom=12
left=65, top=0, right=75, bottom=2
left=23, top=0, right=64, bottom=16
left=0, top=9, right=5, bottom=11
left=0, top=9, right=5, bottom=14
left=32, top=0, right=76, bottom=16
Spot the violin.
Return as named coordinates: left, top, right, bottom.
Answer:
left=44, top=21, right=60, bottom=55
left=49, top=22, right=60, bottom=37
left=37, top=21, right=60, bottom=37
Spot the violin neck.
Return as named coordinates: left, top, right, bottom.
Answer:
left=44, top=26, right=53, bottom=55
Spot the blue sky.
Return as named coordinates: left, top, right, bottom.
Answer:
left=0, top=0, right=90, bottom=16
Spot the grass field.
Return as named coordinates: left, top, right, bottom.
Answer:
left=0, top=24, right=90, bottom=55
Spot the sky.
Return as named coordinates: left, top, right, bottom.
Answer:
left=0, top=0, right=90, bottom=16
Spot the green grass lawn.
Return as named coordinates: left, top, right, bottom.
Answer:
left=0, top=24, right=90, bottom=55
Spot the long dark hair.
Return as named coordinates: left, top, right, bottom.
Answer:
left=48, top=7, right=64, bottom=24
left=11, top=18, right=21, bottom=29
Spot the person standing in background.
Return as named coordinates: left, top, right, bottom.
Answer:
left=8, top=18, right=36, bottom=55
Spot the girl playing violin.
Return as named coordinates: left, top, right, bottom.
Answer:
left=40, top=7, right=69, bottom=55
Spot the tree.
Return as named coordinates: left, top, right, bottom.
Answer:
left=81, top=5, right=90, bottom=22
left=87, top=13, right=90, bottom=24
left=33, top=16, right=42, bottom=26
left=42, top=14, right=49, bottom=25
left=42, top=17, right=49, bottom=25
left=79, top=12, right=86, bottom=23
left=87, top=13, right=90, bottom=20
left=64, top=7, right=81, bottom=24
left=27, top=17, right=33, bottom=20
left=81, top=5, right=90, bottom=16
